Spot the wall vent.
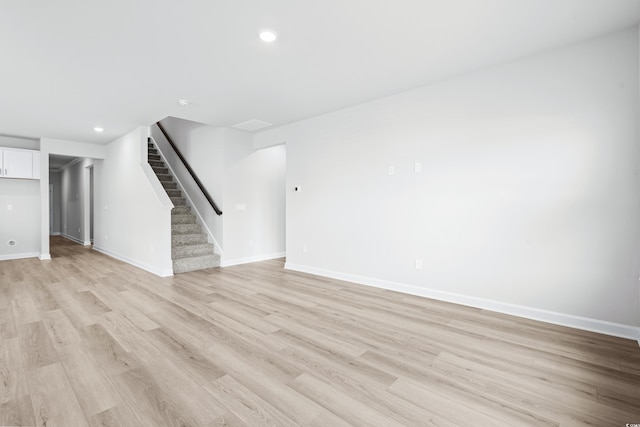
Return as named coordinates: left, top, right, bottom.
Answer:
left=7, top=240, right=16, bottom=246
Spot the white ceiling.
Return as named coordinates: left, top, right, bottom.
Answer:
left=1, top=0, right=638, bottom=144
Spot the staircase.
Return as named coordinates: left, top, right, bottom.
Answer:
left=148, top=141, right=220, bottom=274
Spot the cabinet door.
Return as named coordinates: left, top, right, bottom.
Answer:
left=4, top=149, right=33, bottom=178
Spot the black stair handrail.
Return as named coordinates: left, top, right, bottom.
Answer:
left=154, top=121, right=222, bottom=216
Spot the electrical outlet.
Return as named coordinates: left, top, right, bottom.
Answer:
left=415, top=259, right=423, bottom=270
left=414, top=162, right=422, bottom=173
left=388, top=165, right=395, bottom=175
left=7, top=204, right=12, bottom=211
left=302, top=244, right=308, bottom=253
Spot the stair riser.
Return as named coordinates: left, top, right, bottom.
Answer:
left=162, top=181, right=177, bottom=190
left=156, top=174, right=173, bottom=182
left=172, top=234, right=207, bottom=246
left=166, top=189, right=182, bottom=198
left=153, top=167, right=169, bottom=175
left=172, top=244, right=215, bottom=259
left=172, top=206, right=191, bottom=215
left=173, top=254, right=220, bottom=274
left=170, top=197, right=186, bottom=206
left=172, top=224, right=202, bottom=234
left=171, top=215, right=197, bottom=225
left=148, top=154, right=162, bottom=161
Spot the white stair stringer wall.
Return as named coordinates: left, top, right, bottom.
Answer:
left=90, top=127, right=174, bottom=277
left=148, top=134, right=223, bottom=257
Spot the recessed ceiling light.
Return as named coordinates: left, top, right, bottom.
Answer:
left=259, top=31, right=277, bottom=43
left=94, top=127, right=104, bottom=133
left=178, top=99, right=190, bottom=107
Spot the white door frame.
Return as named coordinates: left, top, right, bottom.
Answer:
left=49, top=184, right=53, bottom=235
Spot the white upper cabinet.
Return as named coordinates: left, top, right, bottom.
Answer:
left=0, top=148, right=40, bottom=179
left=4, top=149, right=33, bottom=178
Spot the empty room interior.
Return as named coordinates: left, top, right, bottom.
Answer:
left=1, top=0, right=640, bottom=425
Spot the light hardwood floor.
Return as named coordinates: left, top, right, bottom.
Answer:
left=1, top=236, right=639, bottom=426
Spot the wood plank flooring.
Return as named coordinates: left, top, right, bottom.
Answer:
left=0, top=235, right=639, bottom=426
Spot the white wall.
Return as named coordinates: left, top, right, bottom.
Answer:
left=93, top=127, right=174, bottom=276
left=0, top=179, right=40, bottom=259
left=255, top=28, right=640, bottom=335
left=59, top=159, right=87, bottom=244
left=49, top=171, right=61, bottom=234
left=222, top=131, right=286, bottom=265
left=0, top=137, right=40, bottom=259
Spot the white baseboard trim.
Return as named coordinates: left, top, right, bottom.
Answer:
left=60, top=233, right=85, bottom=245
left=60, top=234, right=91, bottom=247
left=93, top=246, right=174, bottom=277
left=39, top=253, right=51, bottom=260
left=221, top=252, right=286, bottom=267
left=50, top=232, right=61, bottom=236
left=0, top=252, right=39, bottom=261
left=285, top=263, right=640, bottom=343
